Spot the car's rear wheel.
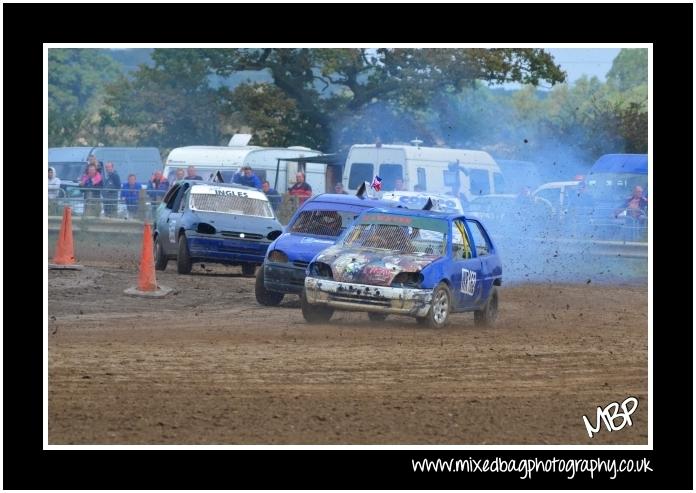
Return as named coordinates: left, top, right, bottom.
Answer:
left=300, top=289, right=334, bottom=323
left=255, top=266, right=284, bottom=306
left=419, top=282, right=451, bottom=329
left=474, top=286, right=499, bottom=327
left=154, top=234, right=167, bottom=271
left=367, top=312, right=388, bottom=322
left=177, top=234, right=192, bottom=274
left=241, top=263, right=256, bottom=277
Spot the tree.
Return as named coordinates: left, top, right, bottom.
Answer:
left=48, top=49, right=122, bottom=146
left=606, top=49, right=648, bottom=92
left=104, top=49, right=225, bottom=150
left=201, top=48, right=566, bottom=150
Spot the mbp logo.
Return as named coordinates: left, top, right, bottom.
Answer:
left=460, top=268, right=476, bottom=296
left=582, top=396, right=638, bottom=438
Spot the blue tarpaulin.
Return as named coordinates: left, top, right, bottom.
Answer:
left=589, top=154, right=648, bottom=175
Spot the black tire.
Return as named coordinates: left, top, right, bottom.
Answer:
left=300, top=289, right=334, bottom=324
left=419, top=282, right=452, bottom=329
left=255, top=266, right=284, bottom=306
left=474, top=286, right=499, bottom=327
left=177, top=233, right=192, bottom=274
left=154, top=235, right=167, bottom=271
left=241, top=263, right=257, bottom=277
left=367, top=312, right=388, bottom=322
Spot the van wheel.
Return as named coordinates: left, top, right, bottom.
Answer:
left=154, top=235, right=167, bottom=271
left=255, top=266, right=284, bottom=306
left=474, top=287, right=499, bottom=327
left=177, top=234, right=192, bottom=274
left=241, top=263, right=256, bottom=277
left=300, top=289, right=333, bottom=324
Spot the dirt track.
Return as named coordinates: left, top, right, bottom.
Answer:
left=48, top=253, right=648, bottom=445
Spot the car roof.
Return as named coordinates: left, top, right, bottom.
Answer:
left=307, top=193, right=397, bottom=208
left=364, top=207, right=462, bottom=221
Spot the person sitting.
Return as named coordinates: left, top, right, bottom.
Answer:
left=233, top=165, right=262, bottom=189
left=186, top=165, right=203, bottom=180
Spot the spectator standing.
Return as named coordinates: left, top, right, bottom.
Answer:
left=80, top=163, right=103, bottom=216
left=101, top=161, right=122, bottom=217
left=288, top=172, right=312, bottom=204
left=147, top=170, right=170, bottom=216
left=121, top=174, right=142, bottom=219
left=169, top=168, right=186, bottom=189
left=261, top=180, right=281, bottom=211
left=186, top=165, right=203, bottom=180
left=334, top=182, right=348, bottom=194
left=233, top=165, right=262, bottom=189
left=48, top=167, right=61, bottom=199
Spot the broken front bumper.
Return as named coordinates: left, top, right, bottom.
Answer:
left=304, top=277, right=432, bottom=317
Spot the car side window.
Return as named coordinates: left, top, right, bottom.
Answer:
left=452, top=220, right=473, bottom=260
left=163, top=184, right=180, bottom=210
left=170, top=184, right=189, bottom=212
left=466, top=220, right=491, bottom=256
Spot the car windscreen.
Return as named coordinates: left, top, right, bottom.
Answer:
left=289, top=210, right=358, bottom=237
left=189, top=192, right=274, bottom=218
left=343, top=213, right=447, bottom=255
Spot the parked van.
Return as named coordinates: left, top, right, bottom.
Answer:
left=48, top=146, right=162, bottom=184
left=342, top=142, right=504, bottom=198
left=164, top=135, right=324, bottom=193
left=585, top=153, right=648, bottom=205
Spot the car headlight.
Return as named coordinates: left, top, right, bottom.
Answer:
left=309, top=262, right=333, bottom=279
left=268, top=249, right=289, bottom=263
left=391, top=271, right=423, bottom=288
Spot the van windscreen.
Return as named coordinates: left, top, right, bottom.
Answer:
left=378, top=164, right=403, bottom=191
left=348, top=163, right=374, bottom=189
left=469, top=169, right=490, bottom=196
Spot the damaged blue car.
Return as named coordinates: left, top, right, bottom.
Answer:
left=302, top=208, right=503, bottom=328
left=154, top=180, right=283, bottom=276
left=255, top=193, right=399, bottom=306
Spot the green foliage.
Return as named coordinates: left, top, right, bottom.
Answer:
left=48, top=49, right=122, bottom=146
left=607, top=49, right=648, bottom=92
left=104, top=49, right=225, bottom=150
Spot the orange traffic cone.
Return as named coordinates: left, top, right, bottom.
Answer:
left=49, top=206, right=83, bottom=270
left=138, top=223, right=157, bottom=291
left=124, top=223, right=172, bottom=297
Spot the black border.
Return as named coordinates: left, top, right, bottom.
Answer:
left=5, top=2, right=692, bottom=489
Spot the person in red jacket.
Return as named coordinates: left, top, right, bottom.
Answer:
left=288, top=172, right=312, bottom=204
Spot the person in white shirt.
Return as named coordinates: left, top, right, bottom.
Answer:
left=48, top=167, right=61, bottom=199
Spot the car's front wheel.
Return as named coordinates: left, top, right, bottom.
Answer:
left=255, top=266, right=284, bottom=306
left=177, top=234, right=192, bottom=274
left=300, top=289, right=334, bottom=323
left=418, top=282, right=452, bottom=329
left=154, top=234, right=167, bottom=271
left=474, top=286, right=499, bottom=327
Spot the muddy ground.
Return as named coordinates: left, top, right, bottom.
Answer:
left=48, top=242, right=648, bottom=445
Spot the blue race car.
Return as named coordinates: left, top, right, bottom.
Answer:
left=302, top=208, right=503, bottom=328
left=255, top=193, right=400, bottom=306
left=153, top=180, right=283, bottom=276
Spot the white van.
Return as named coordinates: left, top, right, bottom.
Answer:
left=164, top=135, right=324, bottom=192
left=342, top=142, right=504, bottom=198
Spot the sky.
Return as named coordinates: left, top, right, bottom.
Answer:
left=546, top=48, right=621, bottom=83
